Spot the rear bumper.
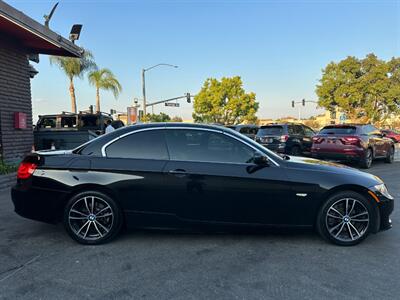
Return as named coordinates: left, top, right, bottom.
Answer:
left=11, top=185, right=68, bottom=224
left=259, top=143, right=286, bottom=153
left=310, top=150, right=364, bottom=161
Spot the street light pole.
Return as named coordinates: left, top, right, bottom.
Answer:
left=142, top=69, right=146, bottom=116
left=141, top=63, right=178, bottom=119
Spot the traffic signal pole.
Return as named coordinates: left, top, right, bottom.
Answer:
left=291, top=99, right=318, bottom=121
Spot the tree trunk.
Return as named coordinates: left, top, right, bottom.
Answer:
left=69, top=79, right=77, bottom=113
left=96, top=87, right=100, bottom=113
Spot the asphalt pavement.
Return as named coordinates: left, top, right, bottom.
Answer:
left=0, top=162, right=399, bottom=300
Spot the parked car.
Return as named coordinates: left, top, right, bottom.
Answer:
left=226, top=124, right=259, bottom=139
left=255, top=123, right=315, bottom=155
left=311, top=124, right=395, bottom=169
left=381, top=129, right=400, bottom=143
left=12, top=123, right=393, bottom=246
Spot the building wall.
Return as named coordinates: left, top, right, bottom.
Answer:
left=0, top=37, right=33, bottom=164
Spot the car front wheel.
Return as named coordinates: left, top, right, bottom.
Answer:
left=317, top=191, right=374, bottom=246
left=64, top=191, right=123, bottom=245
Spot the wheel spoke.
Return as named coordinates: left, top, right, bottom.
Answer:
left=327, top=213, right=342, bottom=219
left=77, top=220, right=90, bottom=234
left=348, top=199, right=356, bottom=215
left=70, top=209, right=87, bottom=217
left=345, top=198, right=349, bottom=215
left=349, top=222, right=361, bottom=237
left=95, top=220, right=110, bottom=233
left=351, top=211, right=368, bottom=219
left=69, top=216, right=87, bottom=220
left=91, top=197, right=95, bottom=214
left=96, top=205, right=111, bottom=216
left=330, top=207, right=343, bottom=217
left=84, top=197, right=90, bottom=214
left=93, top=221, right=103, bottom=237
left=335, top=222, right=346, bottom=237
left=351, top=218, right=369, bottom=222
left=83, top=221, right=92, bottom=238
left=346, top=223, right=354, bottom=240
left=329, top=221, right=344, bottom=233
left=96, top=213, right=113, bottom=219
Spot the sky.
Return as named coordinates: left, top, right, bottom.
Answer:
left=7, top=0, right=400, bottom=121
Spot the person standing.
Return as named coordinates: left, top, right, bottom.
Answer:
left=105, top=119, right=115, bottom=134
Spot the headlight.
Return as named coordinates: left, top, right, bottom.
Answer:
left=373, top=183, right=394, bottom=200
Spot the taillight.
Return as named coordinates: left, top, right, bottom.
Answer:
left=342, top=136, right=360, bottom=145
left=280, top=135, right=289, bottom=142
left=312, top=137, right=323, bottom=144
left=17, top=162, right=37, bottom=179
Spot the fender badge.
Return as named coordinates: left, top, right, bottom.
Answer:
left=296, top=193, right=308, bottom=197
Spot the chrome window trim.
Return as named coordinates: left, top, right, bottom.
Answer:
left=101, top=126, right=279, bottom=167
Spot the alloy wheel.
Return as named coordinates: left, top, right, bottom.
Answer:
left=68, top=196, right=114, bottom=241
left=366, top=149, right=373, bottom=167
left=325, top=198, right=369, bottom=242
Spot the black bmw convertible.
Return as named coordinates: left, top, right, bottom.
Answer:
left=12, top=123, right=394, bottom=246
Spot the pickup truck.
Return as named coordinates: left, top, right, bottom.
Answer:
left=34, top=112, right=124, bottom=151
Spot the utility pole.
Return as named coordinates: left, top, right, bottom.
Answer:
left=142, top=69, right=146, bottom=116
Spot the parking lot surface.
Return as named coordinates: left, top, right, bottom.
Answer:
left=0, top=162, right=399, bottom=299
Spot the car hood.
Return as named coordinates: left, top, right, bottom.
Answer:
left=285, top=156, right=383, bottom=185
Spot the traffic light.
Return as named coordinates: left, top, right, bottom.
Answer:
left=291, top=101, right=295, bottom=108
left=186, top=93, right=191, bottom=103
left=302, top=99, right=305, bottom=106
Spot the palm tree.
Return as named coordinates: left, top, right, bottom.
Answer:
left=50, top=50, right=96, bottom=113
left=88, top=68, right=122, bottom=113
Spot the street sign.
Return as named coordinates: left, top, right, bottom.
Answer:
left=165, top=102, right=180, bottom=107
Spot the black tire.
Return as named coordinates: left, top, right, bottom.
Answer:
left=359, top=148, right=373, bottom=169
left=63, top=191, right=123, bottom=245
left=316, top=191, right=375, bottom=246
left=290, top=145, right=301, bottom=156
left=385, top=146, right=395, bottom=164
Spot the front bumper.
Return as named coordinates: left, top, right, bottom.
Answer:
left=377, top=198, right=394, bottom=231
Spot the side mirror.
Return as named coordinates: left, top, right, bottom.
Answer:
left=253, top=152, right=269, bottom=165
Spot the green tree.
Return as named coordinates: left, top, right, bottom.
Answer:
left=193, top=76, right=259, bottom=125
left=316, top=54, right=400, bottom=123
left=88, top=68, right=122, bottom=113
left=144, top=112, right=171, bottom=122
left=50, top=50, right=96, bottom=113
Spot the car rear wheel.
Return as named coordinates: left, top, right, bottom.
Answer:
left=64, top=191, right=123, bottom=245
left=385, top=146, right=395, bottom=163
left=359, top=148, right=373, bottom=169
left=316, top=191, right=373, bottom=246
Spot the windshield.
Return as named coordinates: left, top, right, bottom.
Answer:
left=257, top=126, right=284, bottom=136
left=319, top=126, right=357, bottom=135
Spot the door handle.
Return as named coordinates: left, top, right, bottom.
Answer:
left=168, top=169, right=187, bottom=178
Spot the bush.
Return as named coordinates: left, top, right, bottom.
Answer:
left=0, top=161, right=17, bottom=175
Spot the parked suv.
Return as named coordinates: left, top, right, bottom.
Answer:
left=311, top=124, right=395, bottom=168
left=226, top=125, right=259, bottom=139
left=381, top=129, right=400, bottom=143
left=255, top=123, right=315, bottom=155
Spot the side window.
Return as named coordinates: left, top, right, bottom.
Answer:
left=165, top=129, right=255, bottom=164
left=287, top=126, right=294, bottom=135
left=303, top=126, right=315, bottom=136
left=293, top=125, right=304, bottom=135
left=106, top=130, right=168, bottom=160
left=38, top=117, right=57, bottom=129
left=239, top=127, right=249, bottom=134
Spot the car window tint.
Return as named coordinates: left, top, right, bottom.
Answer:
left=106, top=130, right=168, bottom=160
left=165, top=129, right=255, bottom=163
left=257, top=126, right=283, bottom=136
left=239, top=127, right=249, bottom=134
left=320, top=126, right=357, bottom=134
left=294, top=125, right=304, bottom=135
left=303, top=126, right=315, bottom=136
left=38, top=117, right=57, bottom=128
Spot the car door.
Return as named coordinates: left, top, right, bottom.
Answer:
left=94, top=129, right=172, bottom=215
left=365, top=125, right=386, bottom=157
left=162, top=128, right=304, bottom=226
